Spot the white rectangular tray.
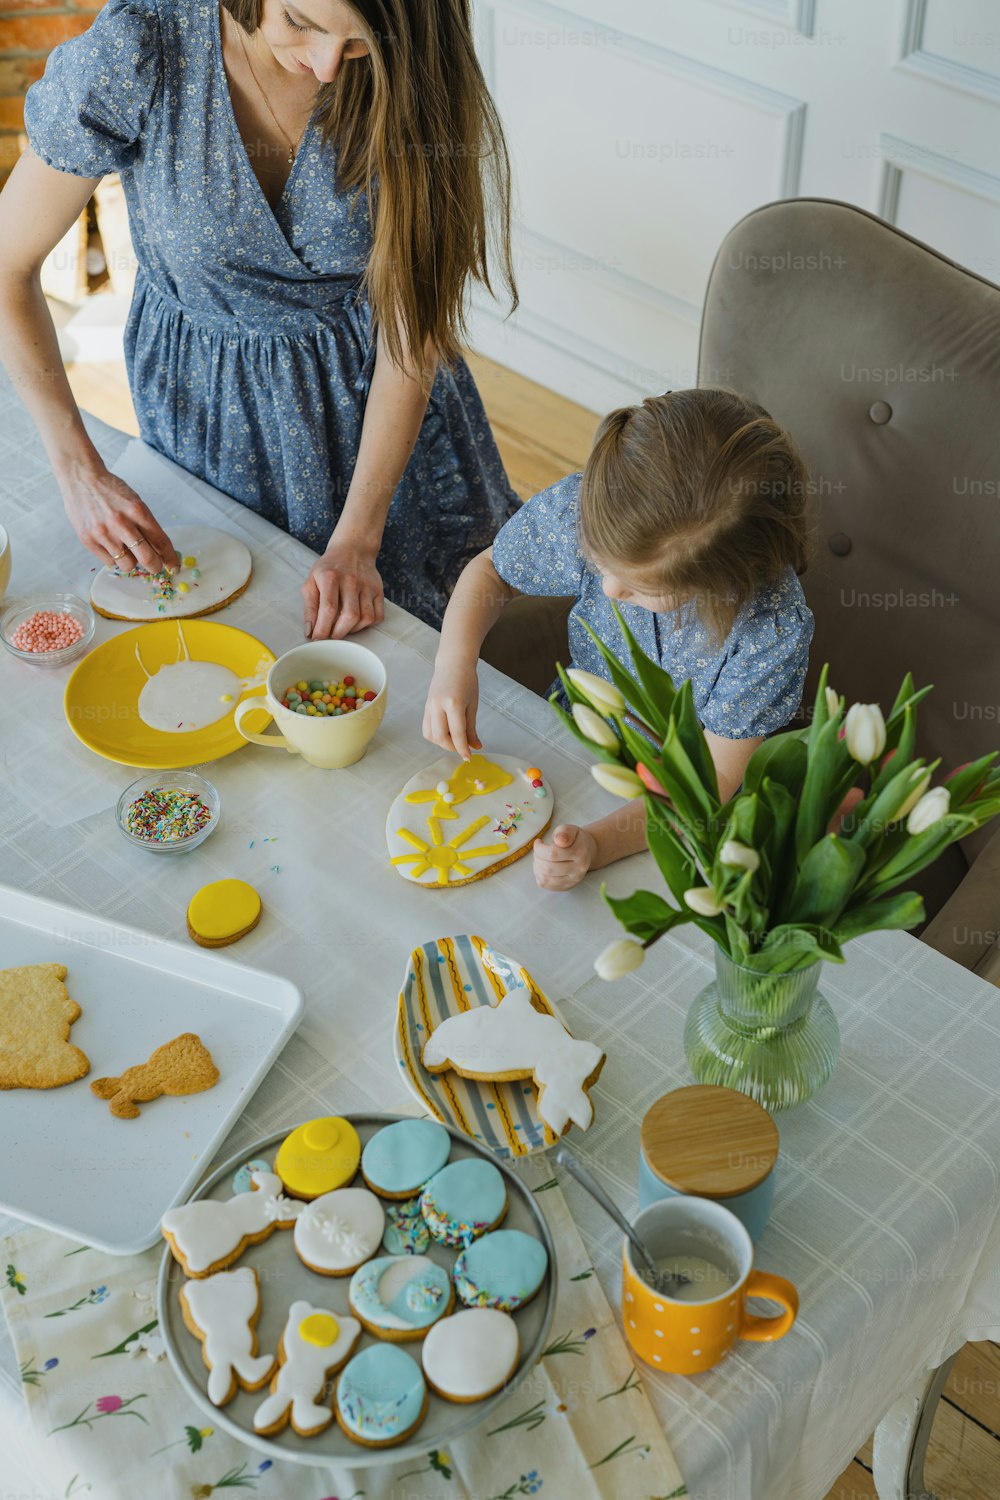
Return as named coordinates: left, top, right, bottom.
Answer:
left=0, top=884, right=303, bottom=1255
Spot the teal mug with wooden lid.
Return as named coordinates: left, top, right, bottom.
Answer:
left=639, top=1085, right=779, bottom=1242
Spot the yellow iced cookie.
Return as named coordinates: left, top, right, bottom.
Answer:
left=187, top=879, right=262, bottom=948
left=276, top=1116, right=362, bottom=1200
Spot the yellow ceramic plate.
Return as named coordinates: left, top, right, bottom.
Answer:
left=64, top=619, right=275, bottom=769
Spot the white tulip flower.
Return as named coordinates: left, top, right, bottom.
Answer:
left=567, top=668, right=625, bottom=715
left=591, top=763, right=644, bottom=799
left=594, top=938, right=645, bottom=981
left=572, top=702, right=619, bottom=752
left=825, top=686, right=840, bottom=717
left=684, top=887, right=724, bottom=917
left=906, top=786, right=950, bottom=835
left=844, top=702, right=887, bottom=765
left=718, top=840, right=761, bottom=873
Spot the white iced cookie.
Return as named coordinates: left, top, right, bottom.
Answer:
left=90, top=525, right=252, bottom=621
left=421, top=1307, right=520, bottom=1403
left=421, top=985, right=605, bottom=1140
left=386, top=753, right=552, bottom=887
left=293, top=1187, right=386, bottom=1276
left=162, top=1170, right=304, bottom=1278
left=179, top=1266, right=274, bottom=1407
left=253, top=1301, right=362, bottom=1437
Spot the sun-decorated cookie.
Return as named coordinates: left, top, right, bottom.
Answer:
left=275, top=1116, right=361, bottom=1201
left=335, top=1342, right=428, bottom=1447
left=348, top=1254, right=454, bottom=1342
left=382, top=1197, right=430, bottom=1257
left=385, top=752, right=552, bottom=888
left=186, top=879, right=262, bottom=949
left=360, top=1118, right=451, bottom=1200
left=421, top=1307, right=520, bottom=1403
left=90, top=524, right=252, bottom=622
left=453, top=1229, right=549, bottom=1312
left=419, top=1158, right=508, bottom=1249
left=253, top=1302, right=361, bottom=1438
left=293, top=1187, right=385, bottom=1277
left=179, top=1266, right=274, bottom=1407
left=161, top=1170, right=304, bottom=1278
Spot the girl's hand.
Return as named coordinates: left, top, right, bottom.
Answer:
left=61, top=459, right=176, bottom=576
left=423, top=659, right=482, bottom=759
left=533, top=824, right=598, bottom=891
left=303, top=541, right=384, bottom=640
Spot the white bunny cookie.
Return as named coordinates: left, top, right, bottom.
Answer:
left=162, top=1170, right=304, bottom=1278
left=254, top=1302, right=362, bottom=1437
left=180, top=1267, right=274, bottom=1407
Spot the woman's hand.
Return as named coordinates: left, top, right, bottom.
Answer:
left=423, top=658, right=482, bottom=759
left=533, top=824, right=598, bottom=891
left=61, top=458, right=176, bottom=575
left=302, top=540, right=384, bottom=639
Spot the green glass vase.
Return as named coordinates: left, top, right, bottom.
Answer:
left=683, top=947, right=840, bottom=1111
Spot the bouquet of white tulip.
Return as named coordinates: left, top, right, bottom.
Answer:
left=552, top=606, right=1000, bottom=979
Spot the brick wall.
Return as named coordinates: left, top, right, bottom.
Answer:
left=0, top=0, right=103, bottom=189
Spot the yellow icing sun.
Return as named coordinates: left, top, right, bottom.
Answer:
left=391, top=815, right=509, bottom=885
left=405, top=754, right=514, bottom=821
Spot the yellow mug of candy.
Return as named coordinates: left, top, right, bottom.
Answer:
left=0, top=523, right=10, bottom=607
left=233, top=641, right=387, bottom=769
left=622, top=1196, right=798, bottom=1375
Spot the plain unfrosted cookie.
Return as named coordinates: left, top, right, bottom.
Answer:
left=421, top=1307, right=520, bottom=1402
left=253, top=1302, right=361, bottom=1437
left=90, top=1032, right=219, bottom=1119
left=179, top=1266, right=274, bottom=1407
left=0, top=963, right=90, bottom=1091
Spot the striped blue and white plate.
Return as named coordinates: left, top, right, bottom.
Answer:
left=394, top=934, right=567, bottom=1158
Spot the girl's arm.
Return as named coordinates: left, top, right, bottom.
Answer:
left=0, top=149, right=175, bottom=573
left=534, top=729, right=763, bottom=891
left=302, top=325, right=436, bottom=640
left=423, top=547, right=518, bottom=758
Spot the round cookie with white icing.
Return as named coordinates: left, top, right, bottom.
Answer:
left=179, top=1265, right=274, bottom=1406
left=91, top=525, right=252, bottom=621
left=293, top=1188, right=385, bottom=1277
left=419, top=1158, right=508, bottom=1248
left=453, top=1229, right=549, bottom=1312
left=253, top=1301, right=361, bottom=1437
left=335, top=1343, right=428, bottom=1448
left=360, top=1118, right=451, bottom=1200
left=348, top=1254, right=454, bottom=1341
left=421, top=1307, right=520, bottom=1403
left=162, top=1170, right=304, bottom=1278
left=385, top=752, right=552, bottom=888
left=382, top=1197, right=430, bottom=1257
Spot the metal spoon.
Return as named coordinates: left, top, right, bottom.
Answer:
left=554, top=1145, right=689, bottom=1295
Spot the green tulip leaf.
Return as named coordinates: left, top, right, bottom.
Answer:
left=743, top=732, right=808, bottom=798
left=602, top=886, right=688, bottom=943
left=833, top=889, right=925, bottom=944
left=579, top=621, right=670, bottom=740
left=673, top=678, right=720, bottom=803
left=611, top=602, right=679, bottom=721
left=786, top=834, right=865, bottom=928
left=942, top=753, right=998, bottom=809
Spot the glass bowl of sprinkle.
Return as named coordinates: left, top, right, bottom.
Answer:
left=116, top=772, right=220, bottom=855
left=0, top=593, right=95, bottom=668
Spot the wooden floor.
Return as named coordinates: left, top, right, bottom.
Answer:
left=53, top=303, right=1000, bottom=1500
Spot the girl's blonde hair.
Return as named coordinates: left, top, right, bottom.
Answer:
left=224, top=0, right=517, bottom=380
left=579, top=388, right=812, bottom=643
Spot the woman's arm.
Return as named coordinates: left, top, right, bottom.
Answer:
left=302, top=324, right=436, bottom=640
left=0, top=148, right=175, bottom=573
left=422, top=547, right=518, bottom=758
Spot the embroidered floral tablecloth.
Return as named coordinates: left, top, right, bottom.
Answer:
left=1, top=1150, right=685, bottom=1500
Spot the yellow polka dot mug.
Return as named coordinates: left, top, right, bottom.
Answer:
left=622, top=1196, right=798, bottom=1374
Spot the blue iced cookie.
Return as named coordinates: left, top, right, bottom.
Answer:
left=361, top=1118, right=451, bottom=1199
left=453, top=1229, right=548, bottom=1311
left=419, top=1158, right=508, bottom=1248
left=334, top=1343, right=428, bottom=1447
left=232, top=1158, right=272, bottom=1194
left=349, top=1254, right=453, bottom=1341
left=382, top=1197, right=430, bottom=1256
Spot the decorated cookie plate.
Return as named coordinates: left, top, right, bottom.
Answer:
left=394, top=935, right=604, bottom=1159
left=64, top=619, right=275, bottom=769
left=157, top=1116, right=557, bottom=1468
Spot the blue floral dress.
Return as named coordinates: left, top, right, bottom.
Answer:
left=23, top=0, right=519, bottom=626
left=492, top=473, right=815, bottom=737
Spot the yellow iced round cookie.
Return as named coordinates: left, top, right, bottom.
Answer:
left=276, top=1116, right=362, bottom=1200
left=186, top=879, right=262, bottom=948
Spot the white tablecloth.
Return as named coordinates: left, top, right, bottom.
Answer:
left=2, top=375, right=1000, bottom=1500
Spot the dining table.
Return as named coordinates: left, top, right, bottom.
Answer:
left=1, top=365, right=1000, bottom=1500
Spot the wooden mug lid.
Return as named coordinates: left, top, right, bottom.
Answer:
left=640, top=1085, right=779, bottom=1198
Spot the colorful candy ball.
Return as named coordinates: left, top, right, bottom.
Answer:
left=279, top=674, right=378, bottom=717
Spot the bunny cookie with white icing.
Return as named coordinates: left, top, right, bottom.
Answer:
left=180, top=1266, right=274, bottom=1407
left=162, top=1170, right=304, bottom=1278
left=254, top=1301, right=362, bottom=1437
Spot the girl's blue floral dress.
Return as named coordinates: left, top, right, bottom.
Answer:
left=24, top=0, right=519, bottom=626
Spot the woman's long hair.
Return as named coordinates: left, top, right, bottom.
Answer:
left=224, top=0, right=517, bottom=381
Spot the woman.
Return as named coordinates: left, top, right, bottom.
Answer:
left=0, top=0, right=519, bottom=636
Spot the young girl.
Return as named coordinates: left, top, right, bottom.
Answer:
left=423, top=387, right=814, bottom=891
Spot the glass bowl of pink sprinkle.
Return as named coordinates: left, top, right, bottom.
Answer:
left=0, top=593, right=95, bottom=668
left=116, top=771, right=220, bottom=855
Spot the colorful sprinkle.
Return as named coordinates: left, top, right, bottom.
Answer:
left=122, top=787, right=213, bottom=844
